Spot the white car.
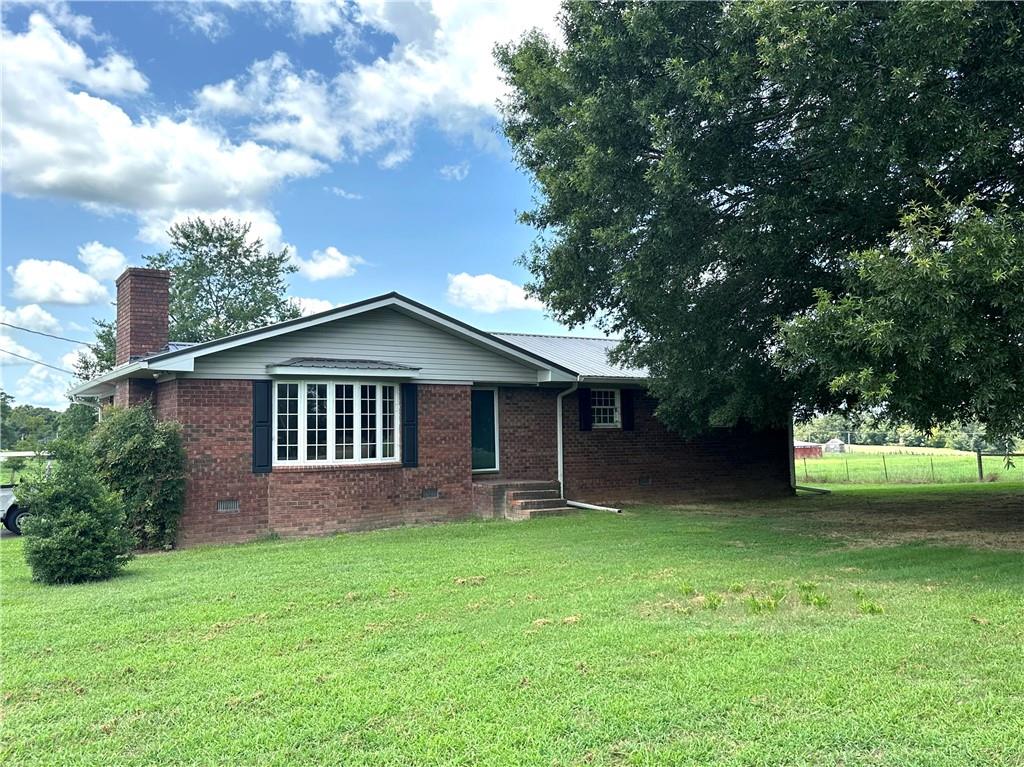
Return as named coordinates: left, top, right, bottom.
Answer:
left=1, top=484, right=29, bottom=535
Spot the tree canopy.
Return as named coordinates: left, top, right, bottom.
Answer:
left=146, top=217, right=300, bottom=343
left=497, top=1, right=1024, bottom=436
left=76, top=217, right=300, bottom=379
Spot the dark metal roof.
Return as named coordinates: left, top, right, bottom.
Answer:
left=274, top=357, right=420, bottom=371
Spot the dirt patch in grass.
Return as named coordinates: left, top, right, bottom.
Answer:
left=665, top=486, right=1024, bottom=551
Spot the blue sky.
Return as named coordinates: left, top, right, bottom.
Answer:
left=1, top=1, right=578, bottom=409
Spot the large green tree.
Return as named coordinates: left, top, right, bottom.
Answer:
left=781, top=199, right=1023, bottom=442
left=76, top=218, right=300, bottom=379
left=497, top=1, right=1024, bottom=435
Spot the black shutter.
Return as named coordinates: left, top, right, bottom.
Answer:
left=578, top=387, right=592, bottom=431
left=252, top=380, right=272, bottom=474
left=620, top=389, right=635, bottom=431
left=401, top=383, right=418, bottom=467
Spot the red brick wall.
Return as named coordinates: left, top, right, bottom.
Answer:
left=114, top=378, right=156, bottom=408
left=157, top=379, right=269, bottom=545
left=561, top=389, right=792, bottom=502
left=115, top=268, right=169, bottom=365
left=493, top=386, right=558, bottom=481
left=155, top=380, right=472, bottom=545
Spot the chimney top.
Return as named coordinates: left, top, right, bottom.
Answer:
left=115, top=268, right=170, bottom=365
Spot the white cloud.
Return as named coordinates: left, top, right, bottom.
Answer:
left=0, top=330, right=42, bottom=365
left=60, top=345, right=92, bottom=371
left=446, top=273, right=543, bottom=313
left=289, top=296, right=336, bottom=316
left=164, top=2, right=234, bottom=41
left=1, top=12, right=323, bottom=246
left=196, top=52, right=344, bottom=160
left=325, top=186, right=362, bottom=200
left=439, top=161, right=470, bottom=181
left=77, top=241, right=127, bottom=280
left=12, top=363, right=71, bottom=410
left=291, top=246, right=364, bottom=281
left=291, top=0, right=354, bottom=36
left=0, top=304, right=61, bottom=334
left=7, top=259, right=109, bottom=305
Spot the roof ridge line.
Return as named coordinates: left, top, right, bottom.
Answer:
left=493, top=331, right=622, bottom=341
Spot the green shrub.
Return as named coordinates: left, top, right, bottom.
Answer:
left=22, top=443, right=133, bottom=584
left=90, top=403, right=186, bottom=549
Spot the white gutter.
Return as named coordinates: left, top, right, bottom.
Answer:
left=556, top=378, right=580, bottom=497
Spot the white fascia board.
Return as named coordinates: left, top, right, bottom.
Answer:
left=67, top=360, right=149, bottom=397
left=266, top=365, right=420, bottom=378
left=537, top=369, right=576, bottom=383
left=148, top=356, right=194, bottom=372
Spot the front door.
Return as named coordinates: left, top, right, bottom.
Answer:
left=471, top=389, right=498, bottom=472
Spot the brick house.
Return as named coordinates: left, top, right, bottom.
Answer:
left=71, top=268, right=793, bottom=545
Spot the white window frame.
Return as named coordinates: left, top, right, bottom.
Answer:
left=272, top=380, right=401, bottom=467
left=591, top=388, right=622, bottom=429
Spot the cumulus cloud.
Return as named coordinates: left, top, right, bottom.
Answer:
left=446, top=273, right=543, bottom=313
left=13, top=363, right=71, bottom=410
left=289, top=296, right=337, bottom=316
left=1, top=12, right=323, bottom=246
left=0, top=330, right=42, bottom=365
left=439, top=161, right=470, bottom=181
left=196, top=52, right=345, bottom=160
left=0, top=304, right=62, bottom=334
left=291, top=246, right=364, bottom=281
left=7, top=259, right=108, bottom=305
left=164, top=1, right=234, bottom=41
left=60, top=345, right=92, bottom=371
left=77, top=241, right=127, bottom=280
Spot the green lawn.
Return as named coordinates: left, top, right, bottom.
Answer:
left=2, top=485, right=1023, bottom=766
left=797, top=451, right=1021, bottom=484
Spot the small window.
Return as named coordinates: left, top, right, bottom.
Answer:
left=591, top=389, right=621, bottom=428
left=276, top=383, right=299, bottom=460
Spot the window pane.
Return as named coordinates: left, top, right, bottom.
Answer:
left=306, top=383, right=328, bottom=460
left=276, top=383, right=299, bottom=461
left=361, top=384, right=377, bottom=459
left=335, top=384, right=354, bottom=460
left=591, top=389, right=619, bottom=426
left=381, top=385, right=396, bottom=459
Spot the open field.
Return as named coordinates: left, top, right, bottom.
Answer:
left=2, top=485, right=1023, bottom=766
left=797, top=450, right=1022, bottom=485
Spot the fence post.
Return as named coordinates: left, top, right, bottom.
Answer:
left=977, top=450, right=984, bottom=482
left=930, top=456, right=935, bottom=482
left=882, top=454, right=889, bottom=482
left=845, top=459, right=850, bottom=482
left=803, top=457, right=808, bottom=481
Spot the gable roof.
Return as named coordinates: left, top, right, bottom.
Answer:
left=69, top=292, right=646, bottom=398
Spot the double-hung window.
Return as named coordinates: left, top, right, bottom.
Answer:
left=590, top=389, right=621, bottom=428
left=274, top=381, right=400, bottom=465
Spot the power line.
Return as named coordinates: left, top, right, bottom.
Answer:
left=0, top=321, right=90, bottom=345
left=0, top=348, right=76, bottom=376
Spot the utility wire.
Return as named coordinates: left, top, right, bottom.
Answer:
left=0, top=321, right=90, bottom=345
left=0, top=348, right=76, bottom=375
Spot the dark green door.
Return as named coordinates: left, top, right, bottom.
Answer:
left=471, top=389, right=497, bottom=471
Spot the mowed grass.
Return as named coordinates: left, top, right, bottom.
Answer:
left=2, top=486, right=1023, bottom=766
left=797, top=450, right=1022, bottom=484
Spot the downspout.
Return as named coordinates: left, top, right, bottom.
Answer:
left=555, top=377, right=580, bottom=498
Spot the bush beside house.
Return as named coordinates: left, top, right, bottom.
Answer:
left=90, top=404, right=186, bottom=550
left=21, top=444, right=133, bottom=585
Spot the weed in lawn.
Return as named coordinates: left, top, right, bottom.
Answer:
left=858, top=600, right=885, bottom=615
left=703, top=592, right=725, bottom=610
left=727, top=581, right=746, bottom=593
left=747, top=593, right=780, bottom=614
left=801, top=592, right=831, bottom=609
left=678, top=581, right=697, bottom=596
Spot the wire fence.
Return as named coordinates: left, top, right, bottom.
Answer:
left=797, top=452, right=1022, bottom=485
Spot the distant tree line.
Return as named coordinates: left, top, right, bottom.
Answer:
left=0, top=390, right=96, bottom=451
left=794, top=413, right=1018, bottom=454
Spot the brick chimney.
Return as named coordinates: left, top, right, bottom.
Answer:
left=115, top=267, right=170, bottom=365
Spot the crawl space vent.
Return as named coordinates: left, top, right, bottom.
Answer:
left=421, top=487, right=440, bottom=499
left=216, top=499, right=240, bottom=513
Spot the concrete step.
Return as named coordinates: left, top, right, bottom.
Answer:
left=506, top=489, right=562, bottom=502
left=511, top=497, right=567, bottom=511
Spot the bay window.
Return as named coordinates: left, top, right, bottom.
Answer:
left=274, top=381, right=400, bottom=465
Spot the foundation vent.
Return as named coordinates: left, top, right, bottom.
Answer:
left=421, top=487, right=440, bottom=499
left=216, top=499, right=240, bottom=513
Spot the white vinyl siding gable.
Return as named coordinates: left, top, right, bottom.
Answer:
left=189, top=308, right=540, bottom=383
